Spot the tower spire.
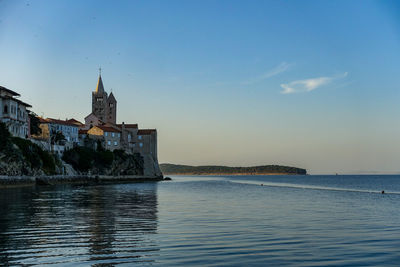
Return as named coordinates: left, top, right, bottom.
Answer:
left=95, top=68, right=105, bottom=93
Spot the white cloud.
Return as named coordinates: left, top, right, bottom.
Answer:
left=243, top=62, right=293, bottom=85
left=280, top=72, right=348, bottom=94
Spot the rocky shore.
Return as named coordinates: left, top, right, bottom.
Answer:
left=0, top=123, right=163, bottom=185
left=0, top=174, right=165, bottom=188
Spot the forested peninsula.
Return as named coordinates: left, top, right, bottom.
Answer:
left=160, top=164, right=307, bottom=175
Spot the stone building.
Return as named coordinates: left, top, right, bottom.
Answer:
left=137, top=129, right=157, bottom=157
left=91, top=74, right=117, bottom=124
left=0, top=86, right=31, bottom=138
left=87, top=125, right=122, bottom=151
left=82, top=73, right=161, bottom=176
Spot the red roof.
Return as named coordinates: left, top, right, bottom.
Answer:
left=137, top=129, right=156, bottom=135
left=97, top=125, right=121, bottom=133
left=38, top=117, right=49, bottom=123
left=47, top=118, right=79, bottom=127
left=67, top=118, right=84, bottom=125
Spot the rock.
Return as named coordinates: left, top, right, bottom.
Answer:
left=164, top=177, right=172, bottom=181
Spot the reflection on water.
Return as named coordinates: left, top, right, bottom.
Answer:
left=0, top=183, right=158, bottom=266
left=1, top=176, right=400, bottom=266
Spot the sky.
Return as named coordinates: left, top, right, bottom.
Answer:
left=0, top=0, right=399, bottom=174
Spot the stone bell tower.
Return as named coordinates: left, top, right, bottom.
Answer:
left=91, top=68, right=117, bottom=124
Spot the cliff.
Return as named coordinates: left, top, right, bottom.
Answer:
left=0, top=122, right=161, bottom=178
left=62, top=147, right=144, bottom=176
left=0, top=123, right=62, bottom=176
left=160, top=163, right=307, bottom=175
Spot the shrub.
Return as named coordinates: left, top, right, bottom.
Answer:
left=0, top=122, right=11, bottom=151
left=12, top=137, right=57, bottom=174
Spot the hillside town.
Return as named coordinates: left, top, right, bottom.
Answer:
left=0, top=73, right=161, bottom=176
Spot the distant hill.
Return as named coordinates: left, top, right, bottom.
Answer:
left=160, top=164, right=307, bottom=175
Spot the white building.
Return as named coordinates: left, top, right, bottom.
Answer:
left=0, top=86, right=31, bottom=138
left=46, top=118, right=79, bottom=149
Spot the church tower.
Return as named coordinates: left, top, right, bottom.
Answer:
left=106, top=91, right=117, bottom=124
left=91, top=69, right=117, bottom=124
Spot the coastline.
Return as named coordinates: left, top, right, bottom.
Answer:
left=163, top=172, right=305, bottom=176
left=0, top=175, right=164, bottom=189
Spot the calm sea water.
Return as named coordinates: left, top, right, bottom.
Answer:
left=1, top=175, right=400, bottom=266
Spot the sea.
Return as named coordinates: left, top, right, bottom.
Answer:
left=0, top=175, right=400, bottom=266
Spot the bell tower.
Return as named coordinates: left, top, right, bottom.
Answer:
left=92, top=68, right=108, bottom=122
left=106, top=91, right=117, bottom=124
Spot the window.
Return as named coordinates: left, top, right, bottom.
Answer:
left=139, top=143, right=143, bottom=148
left=128, top=134, right=131, bottom=141
left=105, top=132, right=108, bottom=137
left=112, top=132, right=115, bottom=137
left=3, top=105, right=8, bottom=114
left=107, top=141, right=111, bottom=146
left=118, top=133, right=120, bottom=138
left=114, top=141, right=118, bottom=146
left=138, top=135, right=142, bottom=140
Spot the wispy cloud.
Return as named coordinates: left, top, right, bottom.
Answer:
left=280, top=72, right=348, bottom=94
left=243, top=62, right=293, bottom=85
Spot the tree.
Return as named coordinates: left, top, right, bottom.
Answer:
left=28, top=111, right=42, bottom=136
left=0, top=122, right=11, bottom=150
left=51, top=131, right=66, bottom=145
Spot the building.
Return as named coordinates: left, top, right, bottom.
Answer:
left=118, top=123, right=139, bottom=152
left=137, top=129, right=157, bottom=157
left=91, top=73, right=117, bottom=124
left=46, top=118, right=79, bottom=147
left=0, top=86, right=31, bottom=138
left=82, top=73, right=160, bottom=175
left=87, top=125, right=122, bottom=151
left=31, top=117, right=79, bottom=152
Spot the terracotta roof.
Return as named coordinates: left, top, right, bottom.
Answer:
left=137, top=129, right=156, bottom=135
left=117, top=123, right=138, bottom=129
left=38, top=117, right=49, bottom=123
left=0, top=86, right=20, bottom=96
left=47, top=118, right=79, bottom=127
left=79, top=129, right=88, bottom=134
left=97, top=125, right=121, bottom=133
left=67, top=118, right=83, bottom=125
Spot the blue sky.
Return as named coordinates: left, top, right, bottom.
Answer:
left=0, top=0, right=399, bottom=174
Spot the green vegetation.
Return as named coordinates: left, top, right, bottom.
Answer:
left=0, top=121, right=13, bottom=154
left=160, top=163, right=307, bottom=175
left=28, top=111, right=42, bottom=136
left=51, top=131, right=66, bottom=145
left=62, top=147, right=143, bottom=175
left=62, top=146, right=113, bottom=172
left=12, top=137, right=59, bottom=175
left=0, top=122, right=144, bottom=176
left=0, top=122, right=60, bottom=175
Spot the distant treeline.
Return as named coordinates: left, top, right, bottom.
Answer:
left=160, top=164, right=307, bottom=175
